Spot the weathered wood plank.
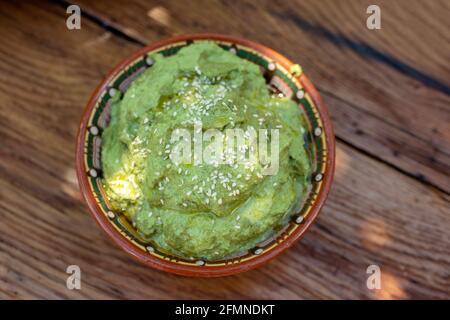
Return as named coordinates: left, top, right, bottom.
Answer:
left=0, top=1, right=448, bottom=299
left=282, top=0, right=450, bottom=87
left=71, top=0, right=450, bottom=193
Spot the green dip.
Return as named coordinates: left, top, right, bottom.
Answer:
left=101, top=42, right=311, bottom=260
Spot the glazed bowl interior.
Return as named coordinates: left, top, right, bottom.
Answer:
left=76, top=34, right=335, bottom=277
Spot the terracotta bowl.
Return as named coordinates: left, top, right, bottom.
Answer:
left=76, top=34, right=335, bottom=277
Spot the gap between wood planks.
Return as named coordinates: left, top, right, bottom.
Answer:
left=274, top=12, right=450, bottom=97
left=55, top=0, right=450, bottom=196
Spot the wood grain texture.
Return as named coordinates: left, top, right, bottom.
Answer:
left=0, top=1, right=449, bottom=299
left=73, top=0, right=450, bottom=194
left=280, top=0, right=450, bottom=86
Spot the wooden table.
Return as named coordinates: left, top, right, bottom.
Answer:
left=0, top=0, right=449, bottom=299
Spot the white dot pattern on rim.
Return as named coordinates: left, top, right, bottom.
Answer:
left=254, top=248, right=263, bottom=255
left=108, top=88, right=118, bottom=97
left=146, top=56, right=155, bottom=66
left=196, top=260, right=205, bottom=266
left=314, top=127, right=322, bottom=136
left=296, top=90, right=305, bottom=99
left=89, top=168, right=97, bottom=178
left=295, top=215, right=304, bottom=224
left=268, top=62, right=276, bottom=71
left=89, top=126, right=99, bottom=135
